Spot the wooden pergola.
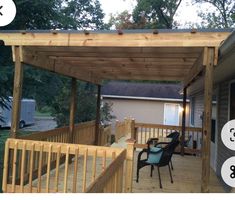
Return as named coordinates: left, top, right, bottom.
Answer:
left=0, top=29, right=232, bottom=192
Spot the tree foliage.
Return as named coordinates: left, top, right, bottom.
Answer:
left=0, top=0, right=112, bottom=125
left=132, top=0, right=182, bottom=29
left=108, top=0, right=182, bottom=30
left=194, top=0, right=235, bottom=28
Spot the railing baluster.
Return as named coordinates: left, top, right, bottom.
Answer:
left=63, top=146, right=70, bottom=193
left=46, top=144, right=52, bottom=193
left=82, top=148, right=88, bottom=192
left=2, top=140, right=9, bottom=193
left=102, top=150, right=106, bottom=172
left=92, top=149, right=97, bottom=182
left=11, top=141, right=18, bottom=193
left=37, top=144, right=43, bottom=192
left=54, top=145, right=61, bottom=192
left=29, top=143, right=35, bottom=192
left=72, top=148, right=79, bottom=193
left=20, top=142, right=26, bottom=192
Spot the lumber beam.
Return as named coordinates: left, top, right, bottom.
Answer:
left=11, top=46, right=24, bottom=138
left=95, top=85, right=101, bottom=145
left=69, top=78, right=77, bottom=143
left=201, top=47, right=215, bottom=193
left=181, top=87, right=187, bottom=156
left=0, top=32, right=230, bottom=47
left=22, top=51, right=102, bottom=84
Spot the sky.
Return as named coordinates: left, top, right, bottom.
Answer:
left=99, top=0, right=212, bottom=28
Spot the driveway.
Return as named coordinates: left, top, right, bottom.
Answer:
left=22, top=116, right=57, bottom=132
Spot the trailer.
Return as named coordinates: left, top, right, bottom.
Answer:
left=0, top=97, right=36, bottom=128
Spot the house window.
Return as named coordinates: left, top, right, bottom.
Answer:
left=229, top=82, right=235, bottom=120
left=190, top=97, right=195, bottom=126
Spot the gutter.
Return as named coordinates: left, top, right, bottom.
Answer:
left=101, top=95, right=190, bottom=103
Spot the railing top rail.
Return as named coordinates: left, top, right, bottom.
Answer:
left=18, top=126, right=69, bottom=140
left=6, top=138, right=124, bottom=158
left=85, top=149, right=126, bottom=193
left=135, top=122, right=202, bottom=132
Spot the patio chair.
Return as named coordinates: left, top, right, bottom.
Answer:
left=136, top=140, right=179, bottom=189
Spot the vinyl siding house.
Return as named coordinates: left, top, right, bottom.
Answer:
left=101, top=81, right=190, bottom=126
left=188, top=31, right=235, bottom=192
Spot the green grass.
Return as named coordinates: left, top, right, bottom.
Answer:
left=0, top=129, right=32, bottom=193
left=35, top=111, right=52, bottom=117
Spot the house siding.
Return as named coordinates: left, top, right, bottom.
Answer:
left=217, top=80, right=235, bottom=191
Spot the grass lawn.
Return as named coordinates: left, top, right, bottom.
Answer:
left=35, top=111, right=52, bottom=117
left=0, top=129, right=32, bottom=192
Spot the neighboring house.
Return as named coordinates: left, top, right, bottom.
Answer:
left=101, top=81, right=190, bottom=126
left=188, top=31, right=235, bottom=191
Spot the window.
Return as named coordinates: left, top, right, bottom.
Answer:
left=229, top=82, right=235, bottom=120
left=190, top=97, right=195, bottom=126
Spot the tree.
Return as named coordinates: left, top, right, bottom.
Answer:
left=0, top=0, right=106, bottom=123
left=194, top=0, right=235, bottom=28
left=132, top=0, right=182, bottom=29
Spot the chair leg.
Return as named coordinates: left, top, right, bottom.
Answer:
left=150, top=165, right=154, bottom=177
left=168, top=164, right=173, bottom=183
left=170, top=160, right=174, bottom=170
left=157, top=166, right=162, bottom=189
left=136, top=164, right=140, bottom=183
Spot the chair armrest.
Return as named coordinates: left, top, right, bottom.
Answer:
left=155, top=142, right=170, bottom=148
left=137, top=149, right=148, bottom=162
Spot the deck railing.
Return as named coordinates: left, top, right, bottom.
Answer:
left=2, top=138, right=130, bottom=193
left=19, top=121, right=97, bottom=145
left=134, top=122, right=202, bottom=155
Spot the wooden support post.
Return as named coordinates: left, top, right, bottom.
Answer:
left=125, top=139, right=135, bottom=193
left=95, top=85, right=101, bottom=145
left=201, top=47, right=215, bottom=193
left=181, top=87, right=187, bottom=156
left=69, top=78, right=77, bottom=143
left=11, top=46, right=23, bottom=138
left=130, top=119, right=135, bottom=139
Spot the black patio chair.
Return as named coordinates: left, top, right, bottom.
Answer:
left=136, top=140, right=179, bottom=189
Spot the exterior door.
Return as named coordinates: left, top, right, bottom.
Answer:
left=164, top=103, right=180, bottom=126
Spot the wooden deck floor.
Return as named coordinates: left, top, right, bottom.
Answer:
left=132, top=152, right=225, bottom=193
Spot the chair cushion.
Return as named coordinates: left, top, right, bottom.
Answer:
left=146, top=147, right=162, bottom=164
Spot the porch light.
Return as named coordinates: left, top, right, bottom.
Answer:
left=179, top=106, right=184, bottom=112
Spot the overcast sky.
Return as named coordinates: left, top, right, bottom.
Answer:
left=99, top=0, right=213, bottom=28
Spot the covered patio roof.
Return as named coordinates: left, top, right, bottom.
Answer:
left=0, top=29, right=232, bottom=85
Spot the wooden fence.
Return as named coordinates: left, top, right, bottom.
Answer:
left=2, top=138, right=130, bottom=193
left=134, top=122, right=202, bottom=154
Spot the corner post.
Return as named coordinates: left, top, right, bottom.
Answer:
left=69, top=78, right=77, bottom=143
left=95, top=85, right=101, bottom=145
left=201, top=47, right=215, bottom=193
left=11, top=46, right=23, bottom=138
left=181, top=87, right=187, bottom=156
left=125, top=139, right=135, bottom=193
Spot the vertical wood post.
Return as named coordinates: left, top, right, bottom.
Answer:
left=95, top=85, right=101, bottom=145
left=130, top=119, right=135, bottom=139
left=201, top=47, right=215, bottom=193
left=125, top=139, right=135, bottom=193
left=69, top=78, right=77, bottom=143
left=181, top=87, right=187, bottom=156
left=11, top=46, right=23, bottom=138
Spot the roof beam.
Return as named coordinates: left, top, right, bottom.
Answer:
left=22, top=52, right=102, bottom=84
left=1, top=32, right=230, bottom=47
